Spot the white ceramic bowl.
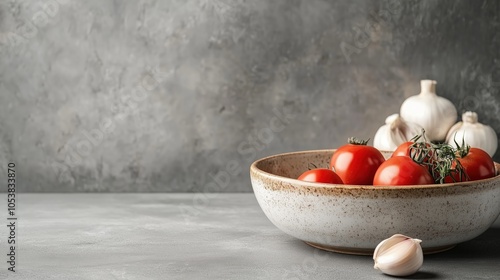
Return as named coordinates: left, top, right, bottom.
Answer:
left=250, top=149, right=500, bottom=255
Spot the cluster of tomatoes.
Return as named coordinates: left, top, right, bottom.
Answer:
left=298, top=138, right=496, bottom=186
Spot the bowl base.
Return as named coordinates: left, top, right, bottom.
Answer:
left=305, top=241, right=456, bottom=255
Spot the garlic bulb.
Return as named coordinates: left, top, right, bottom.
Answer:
left=400, top=80, right=457, bottom=142
left=373, top=234, right=423, bottom=277
left=446, top=111, right=498, bottom=156
left=373, top=114, right=423, bottom=151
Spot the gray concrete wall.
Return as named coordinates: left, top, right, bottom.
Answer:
left=1, top=0, right=499, bottom=192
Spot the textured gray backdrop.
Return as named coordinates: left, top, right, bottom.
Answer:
left=1, top=0, right=499, bottom=192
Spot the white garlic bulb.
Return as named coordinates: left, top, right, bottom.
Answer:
left=400, top=80, right=457, bottom=142
left=446, top=111, right=498, bottom=156
left=373, top=234, right=423, bottom=277
left=373, top=114, right=423, bottom=151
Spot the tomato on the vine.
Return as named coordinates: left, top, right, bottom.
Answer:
left=392, top=142, right=413, bottom=157
left=445, top=147, right=496, bottom=182
left=392, top=141, right=432, bottom=161
left=298, top=168, right=343, bottom=184
left=330, top=138, right=385, bottom=185
left=373, top=156, right=434, bottom=186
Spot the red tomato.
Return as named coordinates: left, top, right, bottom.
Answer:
left=298, top=168, right=343, bottom=184
left=373, top=156, right=434, bottom=186
left=445, top=148, right=496, bottom=182
left=392, top=141, right=432, bottom=162
left=330, top=140, right=385, bottom=185
left=392, top=142, right=413, bottom=157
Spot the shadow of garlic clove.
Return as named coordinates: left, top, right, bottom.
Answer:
left=373, top=234, right=423, bottom=277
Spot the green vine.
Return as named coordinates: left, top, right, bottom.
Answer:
left=408, top=129, right=468, bottom=184
left=348, top=137, right=369, bottom=145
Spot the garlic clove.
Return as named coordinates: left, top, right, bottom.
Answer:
left=373, top=234, right=423, bottom=277
left=373, top=233, right=408, bottom=258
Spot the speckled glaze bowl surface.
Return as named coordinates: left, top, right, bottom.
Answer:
left=250, top=149, right=500, bottom=255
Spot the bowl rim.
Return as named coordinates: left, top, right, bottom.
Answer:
left=250, top=149, right=500, bottom=190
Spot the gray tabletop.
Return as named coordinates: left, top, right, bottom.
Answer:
left=1, top=193, right=499, bottom=279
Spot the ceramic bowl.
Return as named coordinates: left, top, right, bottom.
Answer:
left=250, top=149, right=500, bottom=255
